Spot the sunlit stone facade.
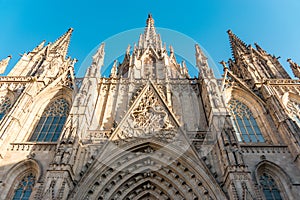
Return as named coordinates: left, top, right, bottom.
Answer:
left=0, top=15, right=299, bottom=199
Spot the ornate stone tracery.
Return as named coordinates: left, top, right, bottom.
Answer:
left=117, top=86, right=176, bottom=142
left=286, top=100, right=300, bottom=125
left=228, top=99, right=264, bottom=143
left=29, top=98, right=70, bottom=142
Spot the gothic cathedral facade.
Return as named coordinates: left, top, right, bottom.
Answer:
left=0, top=15, right=299, bottom=200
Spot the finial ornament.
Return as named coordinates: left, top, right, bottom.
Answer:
left=219, top=61, right=228, bottom=69
left=92, top=43, right=105, bottom=66
left=287, top=58, right=300, bottom=79
left=110, top=60, right=118, bottom=78
left=146, top=13, right=154, bottom=27
left=126, top=45, right=131, bottom=55
left=138, top=14, right=162, bottom=49
left=0, top=55, right=12, bottom=74
left=51, top=28, right=73, bottom=58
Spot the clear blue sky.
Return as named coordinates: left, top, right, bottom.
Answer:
left=1, top=0, right=300, bottom=77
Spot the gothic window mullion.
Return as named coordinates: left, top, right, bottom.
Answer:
left=49, top=116, right=60, bottom=141
left=232, top=116, right=242, bottom=142
left=12, top=173, right=36, bottom=200
left=259, top=173, right=283, bottom=200
left=52, top=116, right=63, bottom=142
left=245, top=114, right=258, bottom=142
left=228, top=99, right=264, bottom=143
left=241, top=116, right=251, bottom=142
left=287, top=100, right=300, bottom=128
left=44, top=116, right=55, bottom=141
left=29, top=98, right=70, bottom=142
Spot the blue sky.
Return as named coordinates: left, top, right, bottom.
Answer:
left=1, top=0, right=300, bottom=77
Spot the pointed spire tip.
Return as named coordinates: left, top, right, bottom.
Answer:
left=146, top=13, right=154, bottom=27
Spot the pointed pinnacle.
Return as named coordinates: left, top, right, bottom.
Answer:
left=146, top=13, right=154, bottom=27
left=126, top=44, right=131, bottom=55
left=219, top=60, right=228, bottom=69
left=287, top=58, right=298, bottom=69
left=195, top=44, right=207, bottom=60
left=0, top=55, right=12, bottom=74
left=287, top=58, right=300, bottom=79
left=52, top=28, right=73, bottom=46
left=227, top=29, right=248, bottom=59
left=254, top=42, right=267, bottom=54
left=92, top=43, right=105, bottom=64
left=51, top=28, right=73, bottom=58
left=110, top=60, right=118, bottom=78
left=32, top=40, right=46, bottom=52
left=91, top=43, right=105, bottom=77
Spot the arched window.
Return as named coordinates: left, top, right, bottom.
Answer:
left=228, top=99, right=264, bottom=143
left=29, top=98, right=70, bottom=142
left=0, top=96, right=12, bottom=120
left=259, top=173, right=283, bottom=200
left=12, top=173, right=36, bottom=200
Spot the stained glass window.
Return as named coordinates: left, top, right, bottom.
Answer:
left=0, top=96, right=12, bottom=120
left=259, top=173, right=283, bottom=200
left=228, top=99, right=264, bottom=143
left=29, top=98, right=70, bottom=142
left=12, top=173, right=35, bottom=200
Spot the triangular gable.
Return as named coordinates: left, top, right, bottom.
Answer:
left=109, top=81, right=184, bottom=143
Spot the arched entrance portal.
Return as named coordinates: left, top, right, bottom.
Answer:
left=70, top=140, right=227, bottom=199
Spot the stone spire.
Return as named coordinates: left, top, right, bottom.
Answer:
left=287, top=58, right=300, bottom=79
left=227, top=30, right=290, bottom=85
left=0, top=55, right=11, bottom=74
left=50, top=28, right=73, bottom=59
left=7, top=29, right=74, bottom=77
left=112, top=15, right=187, bottom=80
left=227, top=29, right=248, bottom=60
left=138, top=14, right=162, bottom=49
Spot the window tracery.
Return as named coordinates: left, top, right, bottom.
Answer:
left=12, top=173, right=35, bottom=200
left=259, top=173, right=283, bottom=200
left=228, top=99, right=264, bottom=143
left=286, top=100, right=300, bottom=127
left=0, top=96, right=12, bottom=120
left=29, top=98, right=70, bottom=142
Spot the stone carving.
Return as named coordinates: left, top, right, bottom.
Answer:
left=286, top=100, right=300, bottom=117
left=286, top=100, right=300, bottom=127
left=117, top=86, right=176, bottom=141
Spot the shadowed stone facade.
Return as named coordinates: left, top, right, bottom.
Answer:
left=0, top=15, right=299, bottom=199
